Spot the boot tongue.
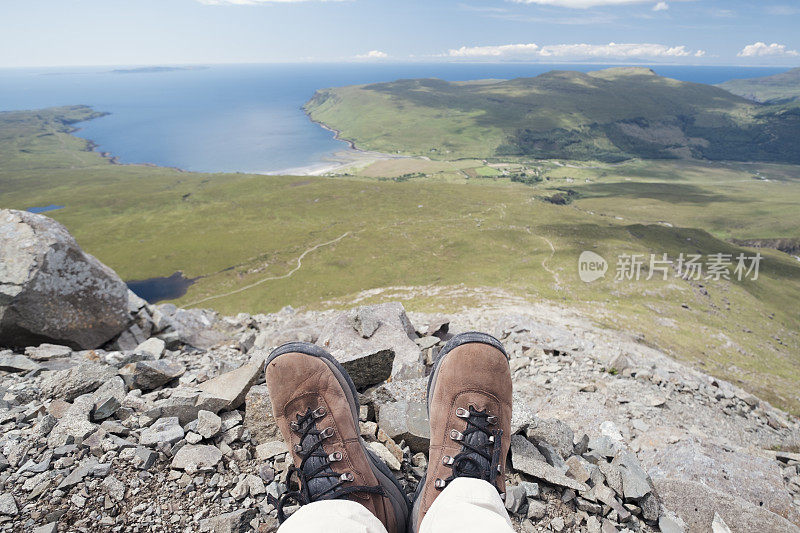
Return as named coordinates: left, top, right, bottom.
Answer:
left=457, top=430, right=491, bottom=478
left=299, top=423, right=338, bottom=499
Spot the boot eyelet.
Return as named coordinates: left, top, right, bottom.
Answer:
left=450, top=429, right=464, bottom=441
left=293, top=444, right=303, bottom=453
left=328, top=451, right=343, bottom=462
left=321, top=427, right=335, bottom=438
left=312, top=406, right=327, bottom=418
left=340, top=472, right=354, bottom=482
left=486, top=415, right=498, bottom=425
left=434, top=479, right=447, bottom=489
left=455, top=407, right=469, bottom=418
left=290, top=421, right=299, bottom=431
left=442, top=455, right=454, bottom=466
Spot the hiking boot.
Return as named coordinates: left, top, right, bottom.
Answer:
left=411, top=332, right=512, bottom=532
left=264, top=342, right=410, bottom=533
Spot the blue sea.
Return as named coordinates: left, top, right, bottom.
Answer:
left=0, top=63, right=789, bottom=174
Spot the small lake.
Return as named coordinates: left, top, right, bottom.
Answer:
left=27, top=205, right=64, bottom=214
left=127, top=272, right=195, bottom=303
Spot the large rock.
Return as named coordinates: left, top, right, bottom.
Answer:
left=244, top=385, right=279, bottom=444
left=0, top=210, right=132, bottom=349
left=377, top=400, right=430, bottom=453
left=119, top=360, right=185, bottom=391
left=41, top=362, right=117, bottom=401
left=656, top=478, right=800, bottom=533
left=197, top=355, right=265, bottom=410
left=199, top=509, right=256, bottom=533
left=316, top=302, right=424, bottom=384
left=640, top=438, right=794, bottom=520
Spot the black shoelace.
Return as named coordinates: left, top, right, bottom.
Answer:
left=437, top=406, right=503, bottom=488
left=270, top=407, right=384, bottom=523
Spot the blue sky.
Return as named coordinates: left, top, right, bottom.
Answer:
left=1, top=0, right=798, bottom=67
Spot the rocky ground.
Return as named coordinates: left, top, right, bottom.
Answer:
left=2, top=209, right=800, bottom=533
left=1, top=299, right=799, bottom=533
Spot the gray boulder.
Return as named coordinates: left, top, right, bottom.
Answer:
left=376, top=400, right=430, bottom=453
left=0, top=209, right=132, bottom=349
left=317, top=302, right=424, bottom=384
left=656, top=478, right=800, bottom=533
left=41, top=362, right=117, bottom=401
left=119, top=360, right=185, bottom=391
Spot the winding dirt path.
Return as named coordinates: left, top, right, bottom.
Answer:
left=186, top=232, right=351, bottom=307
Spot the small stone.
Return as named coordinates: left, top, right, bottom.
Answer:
left=119, top=360, right=185, bottom=391
left=255, top=441, right=288, bottom=461
left=101, top=475, right=126, bottom=502
left=565, top=455, right=591, bottom=484
left=199, top=509, right=257, bottom=533
left=133, top=447, right=158, bottom=470
left=0, top=352, right=42, bottom=373
left=520, top=481, right=540, bottom=498
left=712, top=512, right=732, bottom=533
left=139, top=417, right=185, bottom=446
left=33, top=523, right=58, bottom=533
left=550, top=516, right=565, bottom=532
left=197, top=410, right=223, bottom=439
left=171, top=444, right=223, bottom=473
left=658, top=512, right=686, bottom=533
left=367, top=441, right=401, bottom=471
left=92, top=396, right=121, bottom=421
left=527, top=499, right=547, bottom=520
left=0, top=493, right=18, bottom=516
left=504, top=485, right=528, bottom=515
left=135, top=337, right=166, bottom=359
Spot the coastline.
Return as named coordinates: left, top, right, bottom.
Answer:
left=70, top=105, right=409, bottom=177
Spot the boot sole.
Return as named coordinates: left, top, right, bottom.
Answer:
left=410, top=331, right=508, bottom=533
left=266, top=342, right=411, bottom=533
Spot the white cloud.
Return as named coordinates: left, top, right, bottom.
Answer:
left=448, top=42, right=697, bottom=59
left=448, top=43, right=540, bottom=57
left=653, top=1, right=668, bottom=11
left=694, top=50, right=706, bottom=57
left=511, top=0, right=668, bottom=8
left=355, top=50, right=388, bottom=59
left=738, top=42, right=799, bottom=57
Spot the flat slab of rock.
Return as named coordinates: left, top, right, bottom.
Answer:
left=0, top=209, right=132, bottom=349
left=120, top=360, right=185, bottom=391
left=24, top=343, right=72, bottom=360
left=316, top=302, right=424, bottom=385
left=139, top=417, right=184, bottom=446
left=198, top=355, right=265, bottom=410
left=656, top=478, right=800, bottom=533
left=199, top=509, right=256, bottom=533
left=0, top=352, right=42, bottom=373
left=171, top=444, right=223, bottom=473
left=511, top=435, right=588, bottom=492
left=41, top=362, right=116, bottom=401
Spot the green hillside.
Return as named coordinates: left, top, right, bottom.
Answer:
left=718, top=67, right=800, bottom=104
left=305, top=67, right=800, bottom=163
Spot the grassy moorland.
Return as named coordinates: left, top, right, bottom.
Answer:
left=719, top=67, right=800, bottom=103
left=1, top=106, right=800, bottom=415
left=305, top=67, right=800, bottom=163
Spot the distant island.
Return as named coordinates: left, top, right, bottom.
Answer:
left=111, top=66, right=209, bottom=74
left=305, top=67, right=800, bottom=164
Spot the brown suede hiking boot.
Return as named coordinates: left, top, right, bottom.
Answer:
left=264, top=342, right=410, bottom=533
left=411, top=332, right=512, bottom=532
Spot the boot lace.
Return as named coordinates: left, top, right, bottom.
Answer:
left=435, top=406, right=502, bottom=490
left=270, top=406, right=384, bottom=522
